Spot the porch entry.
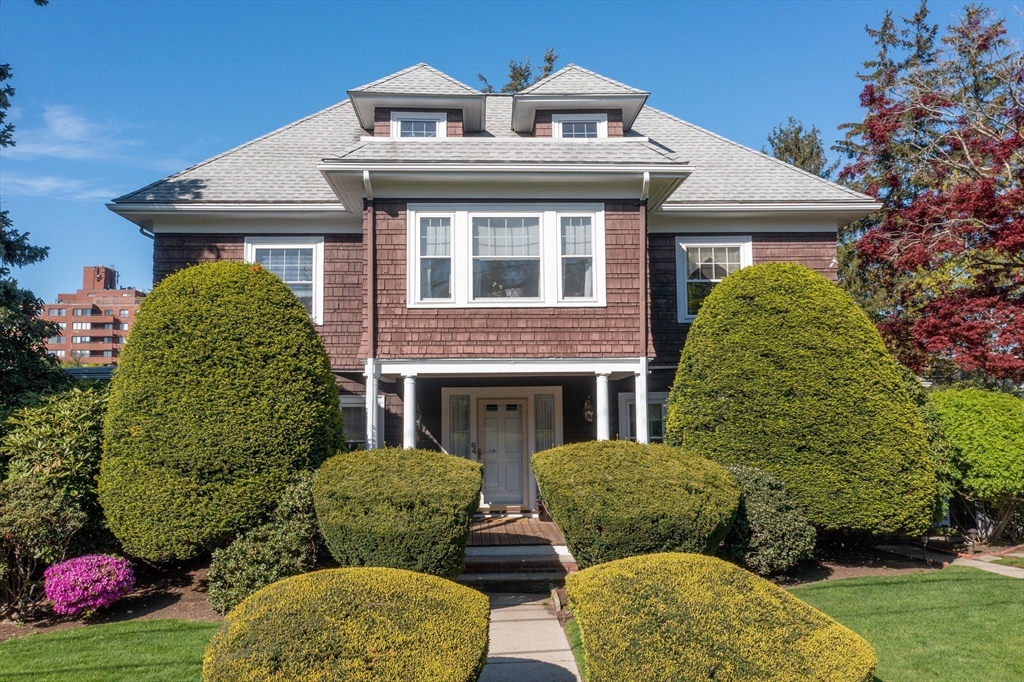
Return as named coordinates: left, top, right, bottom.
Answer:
left=441, top=386, right=563, bottom=511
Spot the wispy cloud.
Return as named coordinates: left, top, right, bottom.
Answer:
left=2, top=173, right=116, bottom=201
left=3, top=105, right=136, bottom=160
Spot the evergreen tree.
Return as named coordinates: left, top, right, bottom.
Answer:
left=477, top=48, right=558, bottom=94
left=763, top=117, right=836, bottom=179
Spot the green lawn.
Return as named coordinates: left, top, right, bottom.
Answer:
left=993, top=556, right=1024, bottom=568
left=0, top=619, right=221, bottom=682
left=791, top=566, right=1024, bottom=682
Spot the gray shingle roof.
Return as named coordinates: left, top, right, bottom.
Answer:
left=518, top=64, right=648, bottom=96
left=112, top=65, right=871, bottom=207
left=632, top=107, right=871, bottom=204
left=349, top=63, right=479, bottom=96
left=324, top=138, right=684, bottom=165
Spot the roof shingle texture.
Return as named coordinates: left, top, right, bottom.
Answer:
left=325, top=139, right=683, bottom=165
left=113, top=65, right=871, bottom=206
left=518, top=64, right=648, bottom=96
left=349, top=63, right=480, bottom=96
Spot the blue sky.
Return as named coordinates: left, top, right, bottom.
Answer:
left=2, top=0, right=1022, bottom=301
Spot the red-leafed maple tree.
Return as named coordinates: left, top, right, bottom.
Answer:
left=836, top=2, right=1023, bottom=382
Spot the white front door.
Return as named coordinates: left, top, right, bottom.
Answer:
left=479, top=400, right=526, bottom=506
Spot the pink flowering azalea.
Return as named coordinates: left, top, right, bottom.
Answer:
left=44, top=554, right=136, bottom=616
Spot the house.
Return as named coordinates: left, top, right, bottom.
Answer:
left=108, top=63, right=878, bottom=513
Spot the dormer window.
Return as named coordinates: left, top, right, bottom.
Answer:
left=391, top=111, right=447, bottom=138
left=552, top=113, right=607, bottom=139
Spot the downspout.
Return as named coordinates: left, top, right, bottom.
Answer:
left=137, top=219, right=155, bottom=240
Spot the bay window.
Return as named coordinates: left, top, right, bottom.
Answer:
left=408, top=204, right=605, bottom=308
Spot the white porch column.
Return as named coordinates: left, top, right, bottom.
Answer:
left=402, top=374, right=417, bottom=449
left=635, top=357, right=650, bottom=443
left=596, top=372, right=610, bottom=441
left=364, top=359, right=379, bottom=449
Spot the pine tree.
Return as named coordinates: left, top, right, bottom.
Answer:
left=477, top=48, right=559, bottom=94
left=764, top=117, right=837, bottom=179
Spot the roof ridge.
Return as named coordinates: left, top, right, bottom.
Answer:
left=350, top=63, right=479, bottom=94
left=519, top=63, right=647, bottom=95
left=643, top=106, right=874, bottom=202
left=113, top=99, right=354, bottom=203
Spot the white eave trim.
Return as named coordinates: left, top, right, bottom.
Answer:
left=319, top=162, right=693, bottom=175
left=659, top=201, right=881, bottom=214
left=347, top=91, right=487, bottom=132
left=108, top=202, right=349, bottom=215
left=510, top=93, right=649, bottom=133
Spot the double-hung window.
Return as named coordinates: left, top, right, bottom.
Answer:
left=552, top=113, right=608, bottom=139
left=675, top=236, right=752, bottom=322
left=407, top=204, right=606, bottom=308
left=244, top=237, right=325, bottom=325
left=472, top=217, right=541, bottom=299
left=391, top=111, right=447, bottom=139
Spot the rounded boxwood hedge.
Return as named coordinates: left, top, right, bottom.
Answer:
left=99, top=261, right=344, bottom=560
left=666, top=263, right=936, bottom=535
left=531, top=441, right=739, bottom=568
left=567, top=552, right=876, bottom=682
left=203, top=567, right=490, bottom=682
left=313, top=448, right=482, bottom=579
left=720, top=465, right=816, bottom=576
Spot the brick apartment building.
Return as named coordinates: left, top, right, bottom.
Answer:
left=42, top=266, right=146, bottom=365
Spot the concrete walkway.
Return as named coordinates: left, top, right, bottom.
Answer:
left=479, top=593, right=581, bottom=682
left=876, top=544, right=1024, bottom=579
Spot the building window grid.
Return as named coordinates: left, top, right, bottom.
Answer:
left=561, top=121, right=598, bottom=138
left=675, top=237, right=752, bottom=322
left=472, top=217, right=542, bottom=300
left=419, top=217, right=452, bottom=300
left=559, top=217, right=594, bottom=299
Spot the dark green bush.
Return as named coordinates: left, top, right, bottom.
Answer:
left=99, top=261, right=344, bottom=561
left=314, top=448, right=482, bottom=579
left=720, top=466, right=816, bottom=575
left=531, top=441, right=739, bottom=569
left=207, top=472, right=319, bottom=615
left=1, top=386, right=109, bottom=550
left=567, top=552, right=876, bottom=682
left=203, top=567, right=490, bottom=682
left=931, top=388, right=1024, bottom=542
left=0, top=478, right=86, bottom=618
left=666, top=263, right=936, bottom=535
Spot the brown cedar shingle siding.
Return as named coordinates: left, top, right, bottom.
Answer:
left=649, top=231, right=838, bottom=363
left=373, top=108, right=464, bottom=137
left=151, top=232, right=365, bottom=371
left=371, top=200, right=645, bottom=358
left=534, top=110, right=624, bottom=137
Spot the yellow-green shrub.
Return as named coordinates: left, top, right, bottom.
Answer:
left=313, top=448, right=482, bottom=578
left=203, top=567, right=490, bottom=682
left=567, top=553, right=876, bottom=682
left=532, top=441, right=739, bottom=568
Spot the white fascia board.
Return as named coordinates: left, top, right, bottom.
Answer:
left=347, top=92, right=487, bottom=132
left=107, top=202, right=361, bottom=234
left=376, top=357, right=646, bottom=378
left=319, top=163, right=693, bottom=175
left=108, top=202, right=350, bottom=217
left=656, top=201, right=879, bottom=226
left=511, top=93, right=649, bottom=132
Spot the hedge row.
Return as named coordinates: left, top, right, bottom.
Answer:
left=567, top=553, right=876, bottom=682
left=667, top=263, right=936, bottom=535
left=203, top=567, right=490, bottom=682
left=99, top=262, right=344, bottom=560
left=531, top=441, right=739, bottom=569
left=313, top=448, right=482, bottom=579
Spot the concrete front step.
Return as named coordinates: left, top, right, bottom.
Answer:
left=464, top=545, right=577, bottom=574
left=457, top=572, right=570, bottom=593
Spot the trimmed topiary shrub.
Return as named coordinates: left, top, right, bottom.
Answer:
left=567, top=552, right=876, bottom=682
left=1, top=386, right=110, bottom=551
left=314, top=448, right=481, bottom=579
left=203, top=567, right=490, bottom=682
left=531, top=441, right=739, bottom=569
left=44, top=554, right=135, bottom=616
left=667, top=263, right=936, bottom=535
left=207, top=472, right=319, bottom=615
left=720, top=466, right=816, bottom=575
left=931, top=388, right=1024, bottom=542
left=99, top=261, right=344, bottom=561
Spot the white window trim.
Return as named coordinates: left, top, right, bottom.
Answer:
left=407, top=203, right=606, bottom=309
left=675, top=235, right=752, bottom=323
left=552, top=113, right=608, bottom=139
left=339, top=394, right=385, bottom=448
left=244, top=236, right=325, bottom=325
left=390, top=111, right=448, bottom=139
left=618, top=391, right=669, bottom=441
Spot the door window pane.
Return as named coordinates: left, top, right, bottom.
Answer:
left=255, top=247, right=315, bottom=313
left=472, top=217, right=541, bottom=299
left=535, top=395, right=555, bottom=452
left=342, top=406, right=366, bottom=451
left=450, top=396, right=471, bottom=458
left=420, top=217, right=452, bottom=299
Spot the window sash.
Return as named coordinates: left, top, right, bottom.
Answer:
left=400, top=120, right=438, bottom=138
left=676, top=238, right=751, bottom=322
left=472, top=217, right=542, bottom=300
left=560, top=217, right=594, bottom=299
left=561, top=121, right=598, bottom=138
left=245, top=237, right=324, bottom=325
left=419, top=217, right=452, bottom=300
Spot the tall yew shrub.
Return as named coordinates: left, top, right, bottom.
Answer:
left=666, top=263, right=935, bottom=534
left=99, top=262, right=344, bottom=560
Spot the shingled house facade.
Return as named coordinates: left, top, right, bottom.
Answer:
left=110, top=64, right=877, bottom=512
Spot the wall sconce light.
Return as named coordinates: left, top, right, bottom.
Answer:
left=583, top=397, right=594, bottom=423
